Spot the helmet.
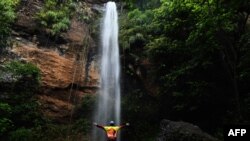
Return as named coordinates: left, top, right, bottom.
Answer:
left=109, top=121, right=115, bottom=126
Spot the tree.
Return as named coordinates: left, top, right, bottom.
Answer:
left=0, top=0, right=19, bottom=52
left=0, top=61, right=42, bottom=140
left=120, top=0, right=250, bottom=135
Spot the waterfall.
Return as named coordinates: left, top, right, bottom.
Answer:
left=93, top=1, right=121, bottom=141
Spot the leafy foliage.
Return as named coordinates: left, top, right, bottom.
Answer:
left=122, top=89, right=159, bottom=141
left=0, top=61, right=42, bottom=140
left=74, top=94, right=96, bottom=134
left=9, top=128, right=33, bottom=141
left=37, top=0, right=74, bottom=35
left=120, top=0, right=250, bottom=137
left=4, top=61, right=41, bottom=81
left=0, top=0, right=19, bottom=51
left=0, top=103, right=13, bottom=136
left=78, top=94, right=96, bottom=118
left=122, top=0, right=161, bottom=10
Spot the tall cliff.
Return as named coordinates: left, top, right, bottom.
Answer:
left=10, top=0, right=101, bottom=122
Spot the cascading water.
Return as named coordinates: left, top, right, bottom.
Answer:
left=93, top=1, right=121, bottom=141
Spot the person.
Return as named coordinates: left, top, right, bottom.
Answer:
left=94, top=121, right=130, bottom=141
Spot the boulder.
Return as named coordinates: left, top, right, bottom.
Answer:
left=157, top=119, right=220, bottom=141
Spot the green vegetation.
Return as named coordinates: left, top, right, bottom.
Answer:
left=122, top=89, right=159, bottom=141
left=9, top=128, right=33, bottom=141
left=120, top=0, right=250, bottom=139
left=28, top=94, right=96, bottom=141
left=0, top=61, right=42, bottom=140
left=74, top=94, right=96, bottom=134
left=0, top=0, right=19, bottom=51
left=0, top=61, right=92, bottom=141
left=36, top=0, right=74, bottom=36
left=4, top=61, right=41, bottom=81
left=122, top=0, right=160, bottom=10
left=0, top=103, right=13, bottom=136
left=0, top=0, right=249, bottom=140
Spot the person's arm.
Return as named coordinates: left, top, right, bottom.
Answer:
left=93, top=122, right=105, bottom=129
left=119, top=123, right=130, bottom=129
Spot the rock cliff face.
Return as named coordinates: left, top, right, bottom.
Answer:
left=10, top=0, right=100, bottom=122
left=12, top=41, right=99, bottom=88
